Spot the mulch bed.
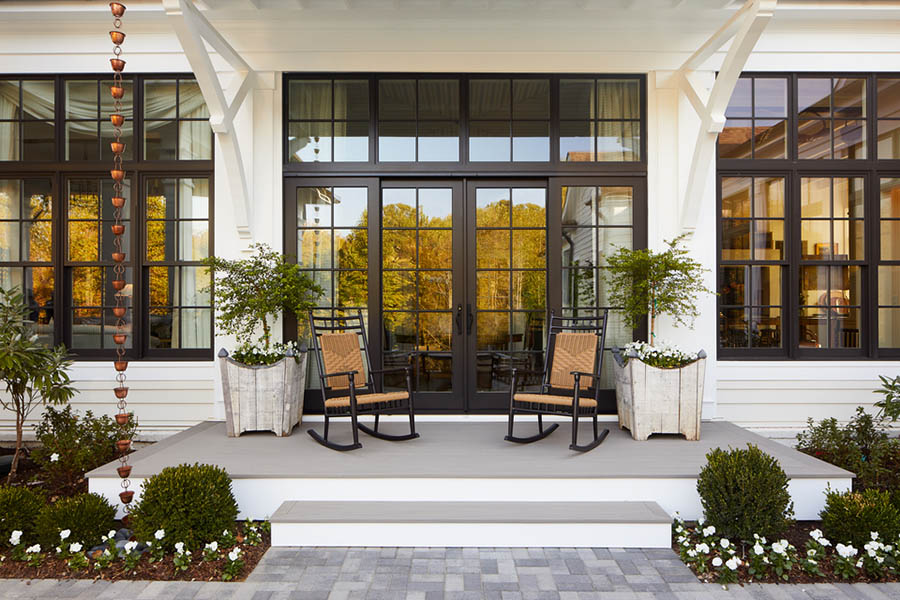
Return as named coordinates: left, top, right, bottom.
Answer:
left=673, top=520, right=900, bottom=585
left=0, top=525, right=270, bottom=582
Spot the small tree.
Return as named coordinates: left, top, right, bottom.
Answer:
left=0, top=287, right=75, bottom=483
left=203, top=243, right=324, bottom=365
left=604, top=234, right=712, bottom=342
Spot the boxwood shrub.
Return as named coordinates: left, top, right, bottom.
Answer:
left=36, top=492, right=116, bottom=548
left=130, top=463, right=238, bottom=551
left=0, top=486, right=45, bottom=547
left=821, top=487, right=900, bottom=548
left=696, top=444, right=794, bottom=541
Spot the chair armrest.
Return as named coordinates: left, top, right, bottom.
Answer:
left=570, top=370, right=596, bottom=379
left=323, top=369, right=360, bottom=380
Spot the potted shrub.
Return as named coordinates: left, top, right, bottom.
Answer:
left=605, top=235, right=712, bottom=441
left=203, top=243, right=323, bottom=437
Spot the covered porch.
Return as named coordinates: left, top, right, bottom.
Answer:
left=88, top=419, right=852, bottom=548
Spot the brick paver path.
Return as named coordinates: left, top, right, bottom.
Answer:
left=2, top=547, right=900, bottom=599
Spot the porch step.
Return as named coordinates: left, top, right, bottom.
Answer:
left=270, top=500, right=673, bottom=548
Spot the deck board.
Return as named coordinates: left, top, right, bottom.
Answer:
left=88, top=419, right=852, bottom=480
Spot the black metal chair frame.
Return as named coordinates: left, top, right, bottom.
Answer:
left=307, top=310, right=419, bottom=451
left=505, top=310, right=610, bottom=452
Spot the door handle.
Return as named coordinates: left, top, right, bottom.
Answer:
left=467, top=304, right=474, bottom=335
left=456, top=304, right=463, bottom=335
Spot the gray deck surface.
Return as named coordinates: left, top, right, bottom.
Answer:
left=89, top=419, right=852, bottom=480
left=271, top=501, right=672, bottom=523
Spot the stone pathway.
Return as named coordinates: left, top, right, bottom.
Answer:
left=2, top=547, right=900, bottom=599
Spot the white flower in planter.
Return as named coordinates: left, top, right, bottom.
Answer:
left=810, top=529, right=823, bottom=541
left=9, top=530, right=22, bottom=546
left=175, top=542, right=185, bottom=554
left=856, top=559, right=864, bottom=568
left=719, top=538, right=729, bottom=549
left=686, top=549, right=697, bottom=558
left=154, top=529, right=165, bottom=541
left=836, top=543, right=858, bottom=559
left=725, top=557, right=740, bottom=570
left=25, top=544, right=40, bottom=554
left=872, top=532, right=880, bottom=541
left=752, top=542, right=764, bottom=556
left=228, top=548, right=241, bottom=562
left=695, top=543, right=710, bottom=554
left=59, top=529, right=70, bottom=541
left=205, top=541, right=218, bottom=552
left=807, top=548, right=817, bottom=557
left=69, top=542, right=82, bottom=553
left=711, top=557, right=723, bottom=567
left=124, top=541, right=138, bottom=553
left=50, top=453, right=59, bottom=463
left=771, top=539, right=789, bottom=555
left=702, top=526, right=716, bottom=537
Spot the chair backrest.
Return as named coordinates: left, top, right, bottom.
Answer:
left=541, top=310, right=609, bottom=397
left=308, top=311, right=374, bottom=397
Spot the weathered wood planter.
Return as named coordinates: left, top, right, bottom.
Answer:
left=611, top=347, right=706, bottom=441
left=218, top=349, right=307, bottom=437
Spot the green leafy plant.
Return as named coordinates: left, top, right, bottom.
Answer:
left=874, top=375, right=900, bottom=423
left=0, top=486, right=44, bottom=547
left=202, top=243, right=323, bottom=366
left=130, top=463, right=239, bottom=551
left=31, top=405, right=136, bottom=493
left=821, top=488, right=900, bottom=548
left=696, top=444, right=794, bottom=541
left=604, top=234, right=712, bottom=342
left=222, top=546, right=244, bottom=581
left=35, top=493, right=116, bottom=549
left=0, top=287, right=76, bottom=482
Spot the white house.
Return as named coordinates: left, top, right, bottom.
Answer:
left=1, top=0, right=899, bottom=442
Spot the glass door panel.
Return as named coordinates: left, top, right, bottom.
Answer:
left=381, top=181, right=464, bottom=411
left=467, top=181, right=548, bottom=411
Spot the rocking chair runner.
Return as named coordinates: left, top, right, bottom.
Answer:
left=307, top=311, right=419, bottom=451
left=505, top=310, right=610, bottom=452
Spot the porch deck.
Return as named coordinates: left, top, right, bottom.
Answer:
left=89, top=419, right=851, bottom=529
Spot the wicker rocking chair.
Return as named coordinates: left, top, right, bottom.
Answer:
left=505, top=310, right=610, bottom=452
left=307, top=311, right=419, bottom=451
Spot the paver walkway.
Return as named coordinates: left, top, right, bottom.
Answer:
left=2, top=547, right=900, bottom=599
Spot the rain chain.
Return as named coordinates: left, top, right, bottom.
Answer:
left=108, top=2, right=135, bottom=514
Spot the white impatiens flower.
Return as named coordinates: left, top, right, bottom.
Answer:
left=25, top=544, right=40, bottom=554
left=107, top=530, right=117, bottom=540
left=154, top=529, right=165, bottom=541
left=725, top=557, right=740, bottom=570
left=124, top=541, right=138, bottom=553
left=771, top=540, right=788, bottom=555
left=702, top=525, right=716, bottom=537
left=50, top=453, right=59, bottom=463
left=205, top=541, right=218, bottom=552
left=687, top=549, right=697, bottom=558
left=59, top=529, right=71, bottom=541
left=872, top=532, right=880, bottom=541
left=719, top=538, right=730, bottom=549
left=9, top=530, right=22, bottom=546
left=836, top=543, right=858, bottom=559
left=810, top=529, right=823, bottom=541
left=69, top=542, right=82, bottom=553
left=228, top=547, right=241, bottom=562
left=174, top=542, right=185, bottom=554
left=807, top=548, right=817, bottom=557
left=711, top=556, right=723, bottom=567
left=753, top=543, right=765, bottom=556
left=695, top=543, right=710, bottom=554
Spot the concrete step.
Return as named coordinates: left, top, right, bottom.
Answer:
left=270, top=500, right=673, bottom=548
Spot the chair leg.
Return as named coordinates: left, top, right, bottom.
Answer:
left=308, top=414, right=363, bottom=451
left=538, top=413, right=544, bottom=434
left=593, top=413, right=598, bottom=439
left=570, top=410, right=610, bottom=453
left=505, top=411, right=559, bottom=444
left=374, top=414, right=380, bottom=432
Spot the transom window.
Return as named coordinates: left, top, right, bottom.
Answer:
left=285, top=74, right=645, bottom=168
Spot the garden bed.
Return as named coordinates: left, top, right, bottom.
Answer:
left=673, top=519, right=900, bottom=586
left=0, top=522, right=270, bottom=582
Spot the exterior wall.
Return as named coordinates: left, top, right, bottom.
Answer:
left=0, top=4, right=898, bottom=438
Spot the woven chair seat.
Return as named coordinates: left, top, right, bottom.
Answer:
left=325, top=391, right=409, bottom=409
left=513, top=393, right=597, bottom=408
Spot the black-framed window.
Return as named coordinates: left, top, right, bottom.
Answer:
left=718, top=71, right=900, bottom=360
left=284, top=74, right=646, bottom=170
left=0, top=73, right=214, bottom=360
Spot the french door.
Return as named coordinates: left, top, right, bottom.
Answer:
left=286, top=176, right=644, bottom=413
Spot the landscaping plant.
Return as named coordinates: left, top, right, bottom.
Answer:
left=604, top=234, right=712, bottom=342
left=0, top=286, right=76, bottom=482
left=31, top=405, right=136, bottom=494
left=0, top=485, right=44, bottom=547
left=821, top=488, right=900, bottom=548
left=696, top=444, right=794, bottom=541
left=35, top=492, right=116, bottom=549
left=130, top=463, right=239, bottom=551
left=874, top=374, right=900, bottom=423
left=202, top=243, right=323, bottom=365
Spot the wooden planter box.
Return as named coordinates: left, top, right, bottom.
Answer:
left=218, top=350, right=307, bottom=437
left=611, top=348, right=706, bottom=441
